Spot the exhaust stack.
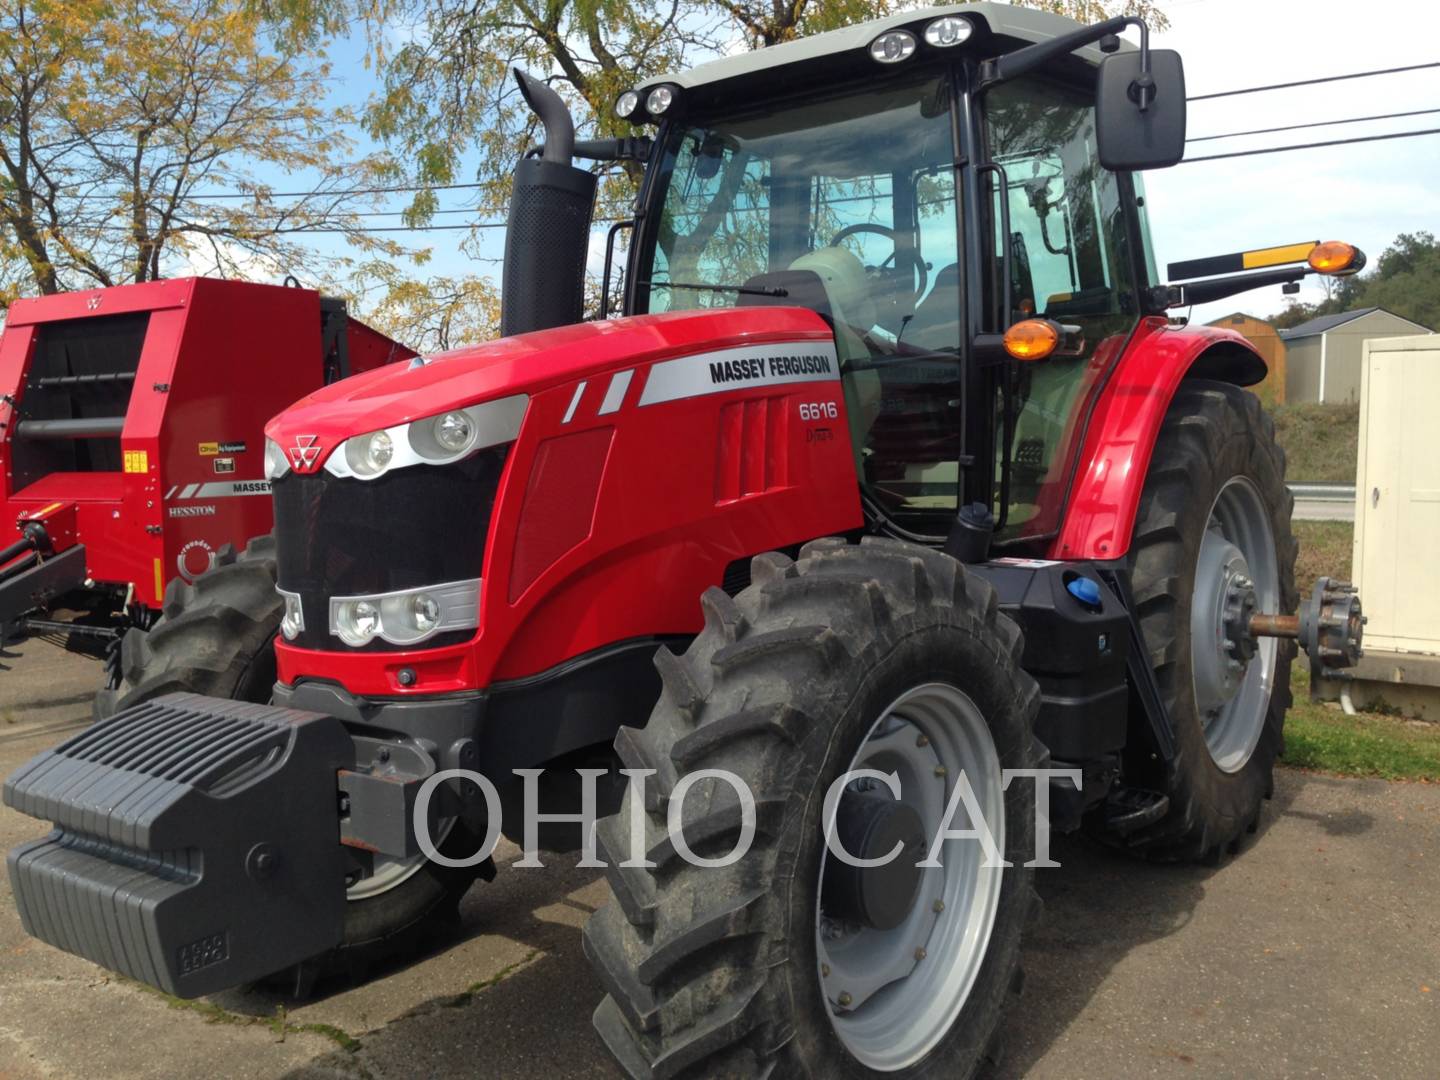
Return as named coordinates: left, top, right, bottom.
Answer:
left=501, top=70, right=598, bottom=337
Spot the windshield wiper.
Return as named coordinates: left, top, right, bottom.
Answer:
left=642, top=279, right=789, bottom=298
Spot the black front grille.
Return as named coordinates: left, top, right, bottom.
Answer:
left=273, top=447, right=507, bottom=651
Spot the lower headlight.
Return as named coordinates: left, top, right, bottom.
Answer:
left=334, top=598, right=382, bottom=646
left=329, top=579, right=480, bottom=648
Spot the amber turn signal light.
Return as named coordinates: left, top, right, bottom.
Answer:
left=1307, top=241, right=1362, bottom=276
left=1003, top=319, right=1060, bottom=361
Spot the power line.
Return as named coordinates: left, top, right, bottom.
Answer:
left=186, top=180, right=489, bottom=200
left=150, top=63, right=1440, bottom=204
left=1189, top=61, right=1440, bottom=101
left=1189, top=106, right=1440, bottom=143
left=1182, top=126, right=1440, bottom=163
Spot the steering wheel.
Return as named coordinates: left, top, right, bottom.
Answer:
left=828, top=223, right=929, bottom=308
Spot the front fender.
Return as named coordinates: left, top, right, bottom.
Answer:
left=1049, top=318, right=1267, bottom=561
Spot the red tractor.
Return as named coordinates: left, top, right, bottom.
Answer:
left=0, top=278, right=411, bottom=690
left=5, top=5, right=1366, bottom=1078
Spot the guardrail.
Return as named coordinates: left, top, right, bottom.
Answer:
left=1288, top=483, right=1355, bottom=503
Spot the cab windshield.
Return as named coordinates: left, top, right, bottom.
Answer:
left=642, top=73, right=964, bottom=530
left=638, top=69, right=1141, bottom=546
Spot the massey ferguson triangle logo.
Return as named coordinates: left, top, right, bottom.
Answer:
left=290, top=435, right=322, bottom=470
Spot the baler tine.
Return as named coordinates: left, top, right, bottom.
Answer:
left=6, top=5, right=1364, bottom=1078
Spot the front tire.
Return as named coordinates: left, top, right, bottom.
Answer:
left=584, top=537, right=1044, bottom=1078
left=1124, top=381, right=1298, bottom=860
left=93, top=533, right=485, bottom=987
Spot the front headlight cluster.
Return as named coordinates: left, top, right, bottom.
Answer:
left=329, top=579, right=481, bottom=647
left=317, top=393, right=528, bottom=482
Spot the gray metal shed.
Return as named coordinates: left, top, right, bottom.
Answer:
left=1279, top=307, right=1432, bottom=404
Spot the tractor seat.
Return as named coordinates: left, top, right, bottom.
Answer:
left=903, top=264, right=960, bottom=351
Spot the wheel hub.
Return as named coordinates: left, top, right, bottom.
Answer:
left=1189, top=477, right=1280, bottom=774
left=821, top=788, right=928, bottom=931
left=1193, top=528, right=1255, bottom=714
left=815, top=683, right=1005, bottom=1071
left=1222, top=572, right=1259, bottom=665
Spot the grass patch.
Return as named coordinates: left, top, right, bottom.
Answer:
left=1283, top=521, right=1440, bottom=779
left=1286, top=663, right=1440, bottom=780
left=1272, top=401, right=1359, bottom=483
left=132, top=981, right=362, bottom=1053
left=1293, top=519, right=1353, bottom=586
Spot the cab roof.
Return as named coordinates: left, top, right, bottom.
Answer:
left=638, top=2, right=1128, bottom=97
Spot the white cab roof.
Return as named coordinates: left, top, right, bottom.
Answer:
left=640, top=2, right=1127, bottom=94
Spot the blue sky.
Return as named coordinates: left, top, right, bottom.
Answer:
left=263, top=0, right=1440, bottom=326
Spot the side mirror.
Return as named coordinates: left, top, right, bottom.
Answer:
left=1096, top=49, right=1186, bottom=170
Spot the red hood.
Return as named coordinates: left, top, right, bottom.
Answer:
left=265, top=307, right=833, bottom=459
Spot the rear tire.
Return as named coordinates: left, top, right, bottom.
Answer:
left=1123, top=381, right=1297, bottom=861
left=93, top=533, right=484, bottom=989
left=583, top=537, right=1043, bottom=1079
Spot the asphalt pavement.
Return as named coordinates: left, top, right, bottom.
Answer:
left=0, top=639, right=1435, bottom=1079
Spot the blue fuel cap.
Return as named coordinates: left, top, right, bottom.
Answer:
left=1066, top=576, right=1102, bottom=609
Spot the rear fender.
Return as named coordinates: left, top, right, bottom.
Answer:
left=1050, top=318, right=1267, bottom=562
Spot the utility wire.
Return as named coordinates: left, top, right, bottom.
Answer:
left=1182, top=126, right=1440, bottom=163
left=94, top=120, right=1440, bottom=228
left=1188, top=106, right=1440, bottom=143
left=147, top=63, right=1439, bottom=205
left=1189, top=61, right=1440, bottom=101
left=185, top=180, right=489, bottom=200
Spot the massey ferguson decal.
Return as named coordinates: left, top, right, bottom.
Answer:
left=638, top=341, right=839, bottom=406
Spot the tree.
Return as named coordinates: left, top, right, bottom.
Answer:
left=328, top=0, right=1168, bottom=346
left=349, top=258, right=501, bottom=353
left=0, top=0, right=405, bottom=303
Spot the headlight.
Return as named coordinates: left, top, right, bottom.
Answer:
left=329, top=579, right=481, bottom=647
left=924, top=16, right=972, bottom=47
left=869, top=30, right=917, bottom=64
left=278, top=588, right=304, bottom=640
left=615, top=89, right=640, bottom=119
left=433, top=411, right=475, bottom=453
left=345, top=429, right=394, bottom=477
left=264, top=438, right=291, bottom=480
left=334, top=598, right=382, bottom=646
left=645, top=85, right=674, bottom=116
left=324, top=394, right=528, bottom=480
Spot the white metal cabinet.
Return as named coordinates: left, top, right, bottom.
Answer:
left=1353, top=334, right=1440, bottom=654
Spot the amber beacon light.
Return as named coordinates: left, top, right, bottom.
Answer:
left=1003, top=319, right=1061, bottom=361
left=1307, top=241, right=1364, bottom=275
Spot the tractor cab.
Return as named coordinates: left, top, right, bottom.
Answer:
left=595, top=2, right=1185, bottom=549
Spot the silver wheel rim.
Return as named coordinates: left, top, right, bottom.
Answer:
left=1190, top=476, right=1279, bottom=773
left=346, top=817, right=455, bottom=900
left=816, top=682, right=1005, bottom=1072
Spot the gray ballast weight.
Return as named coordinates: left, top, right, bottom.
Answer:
left=4, top=693, right=353, bottom=997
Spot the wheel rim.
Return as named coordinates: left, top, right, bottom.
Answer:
left=346, top=843, right=441, bottom=900
left=346, top=817, right=455, bottom=900
left=1190, top=476, right=1279, bottom=773
left=815, top=682, right=1005, bottom=1072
